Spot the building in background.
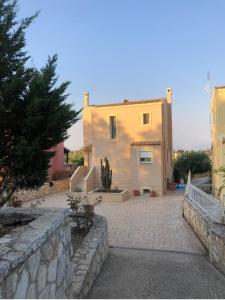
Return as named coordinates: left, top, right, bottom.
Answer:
left=48, top=143, right=74, bottom=180
left=211, top=86, right=225, bottom=203
left=71, top=89, right=173, bottom=196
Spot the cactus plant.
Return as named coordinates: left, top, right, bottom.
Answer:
left=100, top=157, right=112, bottom=192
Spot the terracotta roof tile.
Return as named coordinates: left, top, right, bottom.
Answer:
left=131, top=140, right=161, bottom=146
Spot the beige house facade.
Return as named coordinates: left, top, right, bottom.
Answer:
left=211, top=86, right=225, bottom=203
left=72, top=88, right=173, bottom=197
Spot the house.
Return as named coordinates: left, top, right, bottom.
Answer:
left=48, top=143, right=73, bottom=180
left=70, top=89, right=173, bottom=196
left=211, top=86, right=225, bottom=203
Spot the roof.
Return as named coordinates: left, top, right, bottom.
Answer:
left=64, top=146, right=71, bottom=153
left=130, top=140, right=162, bottom=146
left=214, top=86, right=225, bottom=90
left=91, top=98, right=165, bottom=108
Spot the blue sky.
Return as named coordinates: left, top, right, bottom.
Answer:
left=19, top=0, right=225, bottom=150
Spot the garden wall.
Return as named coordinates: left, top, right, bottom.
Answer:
left=15, top=179, right=69, bottom=202
left=184, top=196, right=225, bottom=275
left=0, top=208, right=72, bottom=299
left=70, top=215, right=109, bottom=298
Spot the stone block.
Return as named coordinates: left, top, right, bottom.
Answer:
left=47, top=257, right=57, bottom=283
left=26, top=283, right=36, bottom=299
left=39, top=284, right=50, bottom=299
left=37, top=264, right=47, bottom=294
left=56, top=254, right=65, bottom=287
left=0, top=260, right=10, bottom=282
left=14, top=268, right=29, bottom=299
left=5, top=271, right=18, bottom=298
left=27, top=249, right=41, bottom=282
left=56, top=285, right=66, bottom=299
left=49, top=283, right=56, bottom=298
left=41, top=239, right=55, bottom=261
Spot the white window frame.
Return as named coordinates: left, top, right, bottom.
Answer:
left=141, top=187, right=152, bottom=195
left=141, top=112, right=151, bottom=126
left=108, top=114, right=118, bottom=140
left=138, top=150, right=153, bottom=164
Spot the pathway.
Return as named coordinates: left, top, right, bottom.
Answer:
left=87, top=247, right=225, bottom=299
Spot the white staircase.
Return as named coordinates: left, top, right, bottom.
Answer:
left=73, top=176, right=85, bottom=192
left=70, top=165, right=96, bottom=193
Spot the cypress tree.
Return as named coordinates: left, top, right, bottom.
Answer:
left=0, top=0, right=80, bottom=206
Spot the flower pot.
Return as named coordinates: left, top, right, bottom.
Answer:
left=133, top=190, right=140, bottom=196
left=84, top=204, right=95, bottom=216
left=13, top=200, right=23, bottom=207
left=149, top=191, right=156, bottom=197
left=169, top=183, right=177, bottom=191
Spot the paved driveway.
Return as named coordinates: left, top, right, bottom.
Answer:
left=96, top=191, right=204, bottom=253
left=88, top=247, right=225, bottom=299
left=25, top=190, right=204, bottom=254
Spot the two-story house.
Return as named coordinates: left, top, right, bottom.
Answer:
left=71, top=88, right=173, bottom=196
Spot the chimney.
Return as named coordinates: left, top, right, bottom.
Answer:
left=84, top=91, right=89, bottom=107
left=166, top=88, right=172, bottom=104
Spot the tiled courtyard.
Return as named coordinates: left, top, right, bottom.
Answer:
left=25, top=190, right=205, bottom=254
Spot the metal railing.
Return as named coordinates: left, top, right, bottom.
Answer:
left=185, top=171, right=225, bottom=224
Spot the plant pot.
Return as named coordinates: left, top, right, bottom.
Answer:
left=13, top=200, right=23, bottom=207
left=84, top=204, right=95, bottom=217
left=133, top=190, right=140, bottom=196
left=169, top=183, right=177, bottom=191
left=149, top=191, right=156, bottom=197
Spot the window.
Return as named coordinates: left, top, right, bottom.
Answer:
left=109, top=115, right=117, bottom=140
left=139, top=150, right=152, bottom=163
left=142, top=113, right=151, bottom=125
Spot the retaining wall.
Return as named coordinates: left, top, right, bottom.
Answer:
left=0, top=208, right=72, bottom=299
left=70, top=215, right=109, bottom=298
left=184, top=196, right=225, bottom=275
left=15, top=179, right=69, bottom=202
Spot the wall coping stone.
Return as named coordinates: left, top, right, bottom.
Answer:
left=70, top=215, right=109, bottom=298
left=0, top=207, right=70, bottom=282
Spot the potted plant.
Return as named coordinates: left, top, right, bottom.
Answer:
left=83, top=195, right=103, bottom=217
left=169, top=182, right=177, bottom=190
left=133, top=190, right=140, bottom=196
left=149, top=190, right=156, bottom=197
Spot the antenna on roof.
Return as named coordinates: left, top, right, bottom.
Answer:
left=203, top=71, right=211, bottom=94
left=203, top=71, right=213, bottom=143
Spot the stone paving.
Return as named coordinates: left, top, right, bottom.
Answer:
left=24, top=190, right=205, bottom=254
left=87, top=247, right=225, bottom=299
left=95, top=190, right=205, bottom=253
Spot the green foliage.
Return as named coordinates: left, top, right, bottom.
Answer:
left=69, top=150, right=84, bottom=166
left=0, top=0, right=81, bottom=206
left=173, top=151, right=211, bottom=183
left=66, top=193, right=102, bottom=232
left=100, top=157, right=112, bottom=192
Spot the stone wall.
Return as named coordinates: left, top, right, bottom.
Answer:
left=184, top=196, right=225, bottom=275
left=70, top=215, right=109, bottom=298
left=15, top=179, right=69, bottom=202
left=0, top=208, right=72, bottom=299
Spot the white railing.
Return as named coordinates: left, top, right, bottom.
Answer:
left=185, top=171, right=225, bottom=224
left=84, top=166, right=96, bottom=193
left=70, top=165, right=87, bottom=192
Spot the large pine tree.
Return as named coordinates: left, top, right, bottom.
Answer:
left=0, top=0, right=80, bottom=206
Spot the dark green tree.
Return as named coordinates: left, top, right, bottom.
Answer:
left=173, top=150, right=211, bottom=183
left=0, top=0, right=80, bottom=206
